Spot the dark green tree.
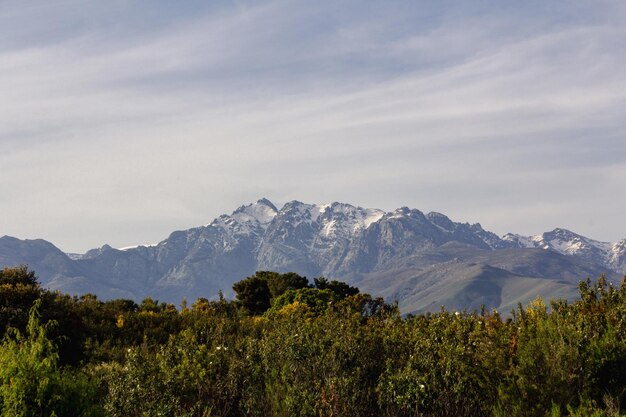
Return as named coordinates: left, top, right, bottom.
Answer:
left=0, top=265, right=38, bottom=286
left=233, top=275, right=271, bottom=315
left=266, top=272, right=309, bottom=299
left=233, top=272, right=310, bottom=314
left=314, top=277, right=359, bottom=298
left=0, top=266, right=43, bottom=336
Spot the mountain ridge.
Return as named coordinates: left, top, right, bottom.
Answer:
left=1, top=198, right=624, bottom=314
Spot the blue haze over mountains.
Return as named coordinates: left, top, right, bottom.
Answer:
left=1, top=199, right=624, bottom=314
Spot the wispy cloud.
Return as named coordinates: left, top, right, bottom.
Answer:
left=1, top=0, right=625, bottom=251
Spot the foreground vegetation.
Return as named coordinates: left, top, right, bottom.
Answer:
left=1, top=266, right=625, bottom=417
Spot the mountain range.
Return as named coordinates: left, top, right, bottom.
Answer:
left=1, top=198, right=624, bottom=314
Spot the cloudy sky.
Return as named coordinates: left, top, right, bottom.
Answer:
left=1, top=0, right=625, bottom=253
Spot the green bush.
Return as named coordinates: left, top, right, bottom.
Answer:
left=2, top=266, right=625, bottom=417
left=0, top=300, right=102, bottom=417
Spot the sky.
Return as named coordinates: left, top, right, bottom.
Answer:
left=1, top=0, right=625, bottom=253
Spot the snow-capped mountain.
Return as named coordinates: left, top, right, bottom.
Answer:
left=209, top=198, right=278, bottom=238
left=503, top=228, right=626, bottom=275
left=1, top=198, right=623, bottom=313
left=257, top=201, right=385, bottom=275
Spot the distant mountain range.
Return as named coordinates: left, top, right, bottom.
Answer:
left=1, top=198, right=624, bottom=314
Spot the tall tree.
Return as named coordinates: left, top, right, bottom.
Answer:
left=233, top=275, right=271, bottom=315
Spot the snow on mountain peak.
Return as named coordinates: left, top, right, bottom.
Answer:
left=502, top=228, right=621, bottom=271
left=361, top=208, right=385, bottom=229
left=611, top=239, right=626, bottom=257
left=609, top=239, right=626, bottom=273
left=279, top=200, right=325, bottom=224
left=502, top=233, right=534, bottom=248
left=232, top=199, right=278, bottom=225
left=126, top=198, right=624, bottom=274
left=255, top=198, right=278, bottom=211
left=276, top=201, right=384, bottom=238
left=389, top=207, right=411, bottom=218
left=318, top=203, right=384, bottom=237
left=536, top=228, right=612, bottom=255
left=208, top=199, right=278, bottom=236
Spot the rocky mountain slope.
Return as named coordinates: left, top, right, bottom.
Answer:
left=1, top=198, right=624, bottom=313
left=503, top=228, right=626, bottom=273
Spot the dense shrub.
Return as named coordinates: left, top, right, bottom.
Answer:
left=0, top=301, right=102, bottom=417
left=0, top=266, right=624, bottom=416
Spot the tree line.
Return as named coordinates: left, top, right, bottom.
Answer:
left=1, top=265, right=625, bottom=416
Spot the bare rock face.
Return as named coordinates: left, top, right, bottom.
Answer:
left=1, top=198, right=623, bottom=313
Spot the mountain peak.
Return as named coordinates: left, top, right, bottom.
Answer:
left=281, top=200, right=307, bottom=209
left=233, top=200, right=277, bottom=220
left=502, top=233, right=534, bottom=248
left=277, top=201, right=326, bottom=226
left=426, top=212, right=455, bottom=231
left=544, top=228, right=580, bottom=239
left=82, top=244, right=116, bottom=259
left=388, top=207, right=411, bottom=218
left=255, top=198, right=278, bottom=212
